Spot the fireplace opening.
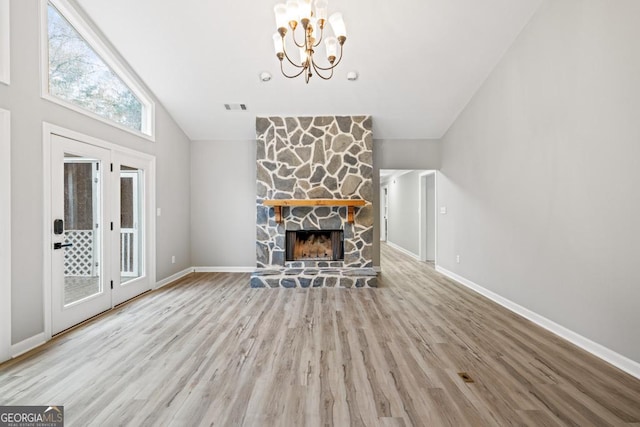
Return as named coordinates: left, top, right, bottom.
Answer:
left=286, top=230, right=344, bottom=262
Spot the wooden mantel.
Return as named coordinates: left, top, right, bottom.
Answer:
left=263, top=199, right=367, bottom=224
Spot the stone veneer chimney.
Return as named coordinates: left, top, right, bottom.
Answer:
left=252, top=116, right=377, bottom=288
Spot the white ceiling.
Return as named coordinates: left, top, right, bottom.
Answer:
left=75, top=0, right=541, bottom=141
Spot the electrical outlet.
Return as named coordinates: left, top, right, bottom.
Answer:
left=456, top=254, right=460, bottom=264
left=171, top=255, right=176, bottom=264
left=157, top=208, right=162, bottom=217
left=440, top=206, right=447, bottom=214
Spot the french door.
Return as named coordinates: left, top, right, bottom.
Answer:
left=111, top=151, right=150, bottom=306
left=50, top=134, right=152, bottom=334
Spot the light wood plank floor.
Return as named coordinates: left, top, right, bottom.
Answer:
left=1, top=244, right=639, bottom=426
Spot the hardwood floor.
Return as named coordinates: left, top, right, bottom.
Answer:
left=1, top=244, right=639, bottom=426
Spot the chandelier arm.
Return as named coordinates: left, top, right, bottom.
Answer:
left=312, top=43, right=344, bottom=71
left=290, top=26, right=307, bottom=48
left=282, top=42, right=306, bottom=69
left=311, top=58, right=334, bottom=80
left=280, top=60, right=309, bottom=79
left=313, top=26, right=325, bottom=48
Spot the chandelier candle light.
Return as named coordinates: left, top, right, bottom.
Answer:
left=272, top=0, right=347, bottom=83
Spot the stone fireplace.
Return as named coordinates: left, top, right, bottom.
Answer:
left=252, top=116, right=377, bottom=288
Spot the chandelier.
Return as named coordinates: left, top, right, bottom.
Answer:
left=272, top=0, right=347, bottom=83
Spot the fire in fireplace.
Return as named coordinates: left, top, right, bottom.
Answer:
left=286, top=230, right=344, bottom=262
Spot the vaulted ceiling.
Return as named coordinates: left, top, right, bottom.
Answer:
left=75, top=0, right=541, bottom=141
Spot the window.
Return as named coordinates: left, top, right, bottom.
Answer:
left=0, top=0, right=9, bottom=85
left=42, top=0, right=154, bottom=138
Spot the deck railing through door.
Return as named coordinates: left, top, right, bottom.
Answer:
left=120, top=228, right=138, bottom=276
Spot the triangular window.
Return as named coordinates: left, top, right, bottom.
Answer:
left=45, top=1, right=153, bottom=137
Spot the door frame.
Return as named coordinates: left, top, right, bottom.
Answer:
left=0, top=109, right=11, bottom=363
left=380, top=185, right=388, bottom=242
left=418, top=171, right=437, bottom=264
left=42, top=122, right=156, bottom=340
left=111, top=151, right=153, bottom=306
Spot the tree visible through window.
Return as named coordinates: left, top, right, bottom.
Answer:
left=47, top=3, right=143, bottom=132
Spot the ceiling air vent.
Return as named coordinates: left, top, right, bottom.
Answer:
left=224, top=103, right=248, bottom=111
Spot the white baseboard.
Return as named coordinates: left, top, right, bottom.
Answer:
left=435, top=265, right=640, bottom=380
left=386, top=241, right=421, bottom=261
left=155, top=267, right=194, bottom=289
left=155, top=266, right=255, bottom=288
left=12, top=333, right=47, bottom=358
left=194, top=266, right=255, bottom=273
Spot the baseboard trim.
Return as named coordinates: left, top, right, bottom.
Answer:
left=12, top=333, right=47, bottom=358
left=386, top=241, right=421, bottom=261
left=435, top=266, right=640, bottom=380
left=194, top=266, right=255, bottom=273
left=155, top=267, right=194, bottom=289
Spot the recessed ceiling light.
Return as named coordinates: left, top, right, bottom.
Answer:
left=260, top=72, right=272, bottom=82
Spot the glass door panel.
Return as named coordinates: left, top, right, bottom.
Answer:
left=120, top=166, right=142, bottom=284
left=63, top=158, right=101, bottom=305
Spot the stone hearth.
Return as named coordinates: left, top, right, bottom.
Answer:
left=250, top=267, right=377, bottom=289
left=252, top=116, right=376, bottom=288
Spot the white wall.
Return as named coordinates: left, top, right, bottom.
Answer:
left=0, top=0, right=9, bottom=85
left=387, top=171, right=421, bottom=257
left=0, top=0, right=191, bottom=346
left=189, top=138, right=441, bottom=269
left=190, top=140, right=256, bottom=268
left=438, top=0, right=640, bottom=365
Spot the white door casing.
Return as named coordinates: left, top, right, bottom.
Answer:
left=418, top=171, right=437, bottom=263
left=0, top=109, right=11, bottom=362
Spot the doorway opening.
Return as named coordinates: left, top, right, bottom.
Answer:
left=379, top=169, right=437, bottom=264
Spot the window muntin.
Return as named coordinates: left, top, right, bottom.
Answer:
left=44, top=1, right=154, bottom=138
